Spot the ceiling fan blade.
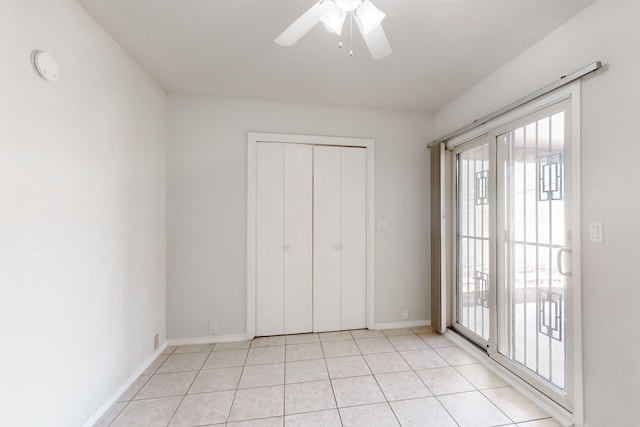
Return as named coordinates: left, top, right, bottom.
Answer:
left=356, top=20, right=392, bottom=60
left=275, top=1, right=332, bottom=47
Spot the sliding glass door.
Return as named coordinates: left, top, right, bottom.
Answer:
left=453, top=100, right=574, bottom=409
left=453, top=140, right=491, bottom=347
left=493, top=101, right=573, bottom=407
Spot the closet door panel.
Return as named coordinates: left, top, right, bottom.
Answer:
left=283, top=144, right=313, bottom=334
left=340, top=148, right=367, bottom=329
left=256, top=143, right=284, bottom=336
left=313, top=146, right=342, bottom=332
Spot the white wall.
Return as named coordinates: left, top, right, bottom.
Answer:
left=0, top=1, right=167, bottom=426
left=168, top=97, right=432, bottom=339
left=434, top=1, right=639, bottom=425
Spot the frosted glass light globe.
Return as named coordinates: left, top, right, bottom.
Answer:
left=335, top=0, right=362, bottom=12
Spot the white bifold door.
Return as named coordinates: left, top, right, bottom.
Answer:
left=314, top=146, right=367, bottom=332
left=255, top=142, right=366, bottom=336
left=256, top=143, right=313, bottom=336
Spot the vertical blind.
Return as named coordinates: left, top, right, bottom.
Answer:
left=430, top=142, right=445, bottom=333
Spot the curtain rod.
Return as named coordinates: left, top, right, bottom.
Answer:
left=430, top=61, right=602, bottom=147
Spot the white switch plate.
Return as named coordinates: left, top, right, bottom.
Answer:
left=377, top=219, right=388, bottom=231
left=589, top=222, right=603, bottom=243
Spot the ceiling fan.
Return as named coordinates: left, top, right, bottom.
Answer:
left=275, top=0, right=392, bottom=60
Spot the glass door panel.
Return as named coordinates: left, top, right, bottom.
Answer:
left=455, top=142, right=490, bottom=344
left=496, top=108, right=569, bottom=393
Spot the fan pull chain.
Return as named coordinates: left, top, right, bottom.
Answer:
left=338, top=10, right=344, bottom=50
left=349, top=13, right=354, bottom=57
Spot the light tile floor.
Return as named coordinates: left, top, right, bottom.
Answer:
left=95, top=327, right=562, bottom=427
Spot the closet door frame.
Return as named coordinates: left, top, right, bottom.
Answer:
left=247, top=132, right=375, bottom=338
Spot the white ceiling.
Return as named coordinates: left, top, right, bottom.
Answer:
left=78, top=0, right=595, bottom=112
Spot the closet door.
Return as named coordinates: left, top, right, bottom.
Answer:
left=256, top=143, right=285, bottom=336
left=340, top=147, right=367, bottom=329
left=313, top=146, right=367, bottom=332
left=256, top=142, right=313, bottom=336
left=283, top=144, right=313, bottom=334
left=313, top=146, right=342, bottom=332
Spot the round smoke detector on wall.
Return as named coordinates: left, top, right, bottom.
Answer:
left=31, top=50, right=59, bottom=81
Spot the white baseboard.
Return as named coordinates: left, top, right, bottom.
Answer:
left=444, top=330, right=574, bottom=427
left=372, top=319, right=431, bottom=330
left=81, top=342, right=167, bottom=427
left=166, top=333, right=251, bottom=347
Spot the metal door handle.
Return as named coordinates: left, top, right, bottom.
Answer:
left=334, top=244, right=342, bottom=250
left=557, top=248, right=572, bottom=276
left=284, top=245, right=291, bottom=251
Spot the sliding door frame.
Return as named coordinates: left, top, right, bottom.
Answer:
left=443, top=84, right=583, bottom=425
left=247, top=132, right=375, bottom=338
left=450, top=135, right=495, bottom=350
left=490, top=98, right=574, bottom=411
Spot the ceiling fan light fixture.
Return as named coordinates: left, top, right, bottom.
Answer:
left=335, top=0, right=361, bottom=12
left=320, top=3, right=347, bottom=35
left=355, top=0, right=386, bottom=34
left=274, top=0, right=391, bottom=60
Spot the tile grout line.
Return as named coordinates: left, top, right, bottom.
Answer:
left=412, top=343, right=538, bottom=427
left=121, top=378, right=531, bottom=405
left=163, top=347, right=214, bottom=427
left=398, top=338, right=464, bottom=427
left=105, top=402, right=128, bottom=427
left=477, top=387, right=520, bottom=426
left=282, top=344, right=287, bottom=425
left=224, top=346, right=251, bottom=424
left=119, top=371, right=153, bottom=402
left=432, top=348, right=518, bottom=425
left=359, top=343, right=404, bottom=426
left=107, top=346, right=185, bottom=426
left=319, top=335, right=344, bottom=426
left=398, top=333, right=452, bottom=425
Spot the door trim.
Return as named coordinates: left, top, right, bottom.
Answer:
left=247, top=132, right=375, bottom=338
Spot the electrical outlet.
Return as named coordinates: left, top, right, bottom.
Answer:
left=209, top=322, right=218, bottom=334
left=153, top=334, right=159, bottom=351
left=402, top=309, right=409, bottom=320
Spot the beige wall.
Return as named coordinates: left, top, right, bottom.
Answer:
left=0, top=1, right=167, bottom=425
left=167, top=96, right=432, bottom=339
left=434, top=1, right=639, bottom=425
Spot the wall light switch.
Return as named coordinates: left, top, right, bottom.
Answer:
left=376, top=219, right=388, bottom=231
left=589, top=222, right=603, bottom=243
